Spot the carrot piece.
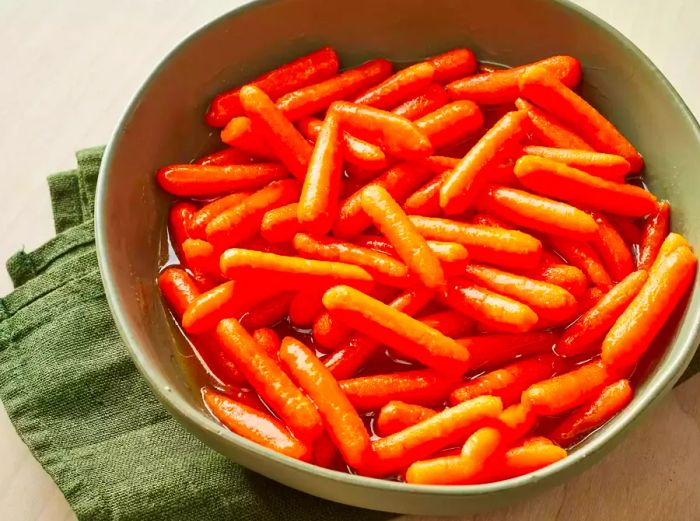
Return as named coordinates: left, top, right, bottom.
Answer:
left=333, top=162, right=433, bottom=238
left=522, top=261, right=588, bottom=298
left=415, top=101, right=483, bottom=150
left=521, top=146, right=630, bottom=183
left=591, top=212, right=635, bottom=282
left=428, top=48, right=478, bottom=84
left=418, top=310, right=475, bottom=337
left=159, top=267, right=201, bottom=319
left=239, top=86, right=313, bottom=180
left=168, top=202, right=197, bottom=263
left=323, top=285, right=469, bottom=374
left=548, top=379, right=633, bottom=446
left=251, top=327, right=282, bottom=357
left=518, top=66, right=643, bottom=172
left=195, top=147, right=253, bottom=166
left=285, top=289, right=323, bottom=327
left=440, top=110, right=528, bottom=215
left=203, top=388, right=311, bottom=460
left=392, top=84, right=449, bottom=120
left=258, top=203, right=299, bottom=243
left=181, top=238, right=220, bottom=277
left=277, top=58, right=393, bottom=121
left=156, top=163, right=288, bottom=197
left=638, top=201, right=671, bottom=270
left=353, top=62, right=436, bottom=109
left=278, top=337, right=375, bottom=469
left=205, top=179, right=300, bottom=248
left=492, top=437, right=567, bottom=479
left=240, top=292, right=294, bottom=330
left=358, top=235, right=469, bottom=264
left=549, top=236, right=613, bottom=291
left=409, top=216, right=543, bottom=269
left=402, top=173, right=446, bottom=216
left=459, top=332, right=558, bottom=371
left=419, top=154, right=460, bottom=174
left=513, top=156, right=656, bottom=217
left=650, top=233, right=692, bottom=274
left=205, top=46, right=339, bottom=127
left=515, top=98, right=593, bottom=151
left=375, top=401, right=437, bottom=437
left=522, top=360, right=613, bottom=415
left=603, top=245, right=697, bottom=368
left=216, top=319, right=323, bottom=441
left=312, top=432, right=340, bottom=468
left=219, top=116, right=277, bottom=160
left=188, top=192, right=251, bottom=239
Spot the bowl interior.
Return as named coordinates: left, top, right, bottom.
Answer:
left=96, top=0, right=700, bottom=514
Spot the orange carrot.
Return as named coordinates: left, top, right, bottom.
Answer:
left=195, top=147, right=253, bottom=166
left=523, top=262, right=588, bottom=298
left=251, top=327, right=282, bottom=357
left=157, top=163, right=288, bottom=197
left=515, top=98, right=593, bottom=151
left=638, top=201, right=671, bottom=270
left=240, top=292, right=294, bottom=330
left=181, top=238, right=220, bottom=276
left=312, top=311, right=353, bottom=351
left=220, top=116, right=277, bottom=160
left=490, top=437, right=566, bottom=480
left=418, top=310, right=475, bottom=337
left=402, top=173, right=446, bottom=216
left=428, top=48, right=478, bottom=84
left=159, top=267, right=201, bottom=319
left=459, top=332, right=558, bottom=371
left=521, top=146, right=630, bottom=183
left=549, top=236, right=613, bottom=291
left=414, top=101, right=483, bottom=150
left=260, top=202, right=301, bottom=243
left=357, top=235, right=469, bottom=264
left=168, top=202, right=197, bottom=263
left=650, top=233, right=692, bottom=274
left=353, top=62, right=436, bottom=109
left=188, top=192, right=251, bottom=239
left=288, top=289, right=325, bottom=327
left=392, top=83, right=449, bottom=120
left=419, top=154, right=460, bottom=174
left=375, top=401, right=437, bottom=437
left=591, top=212, right=635, bottom=282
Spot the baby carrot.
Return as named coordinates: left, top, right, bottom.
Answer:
left=375, top=401, right=437, bottom=437
left=288, top=289, right=325, bottom=327
left=159, top=267, right=200, bottom=319
left=251, top=327, right=282, bottom=357
left=447, top=55, right=581, bottom=105
left=523, top=262, right=588, bottom=298
left=518, top=66, right=643, bottom=172
left=419, top=155, right=460, bottom=174
left=157, top=163, right=288, bottom=197
left=440, top=110, right=528, bottom=215
left=279, top=337, right=375, bottom=469
left=195, top=147, right=253, bottom=166
left=217, top=319, right=323, bottom=442
left=392, top=84, right=449, bottom=120
left=418, top=310, right=475, bottom=337
left=353, top=62, right=436, bottom=109
left=277, top=58, right=393, bottom=120
left=603, top=246, right=697, bottom=368
left=402, top=173, right=446, bottom=216
left=205, top=46, right=339, bottom=127
left=491, top=437, right=567, bottom=480
left=260, top=202, right=301, bottom=243
left=312, top=311, right=353, bottom=351
left=203, top=388, right=311, bottom=460
left=181, top=281, right=236, bottom=333
left=182, top=238, right=220, bottom=276
left=521, top=146, right=630, bottom=183
left=414, top=101, right=484, bottom=150
left=168, top=202, right=197, bottom=263
left=515, top=98, right=593, bottom=150
left=240, top=292, right=293, bottom=330
left=357, top=235, right=469, bottom=264
left=323, top=285, right=470, bottom=375
left=428, top=48, right=478, bottom=84
left=549, top=236, right=613, bottom=290
left=460, top=332, right=558, bottom=371
left=591, top=212, right=634, bottom=282
left=188, top=192, right=251, bottom=239
left=220, top=116, right=277, bottom=160
left=650, top=233, right=692, bottom=274
left=638, top=201, right=671, bottom=270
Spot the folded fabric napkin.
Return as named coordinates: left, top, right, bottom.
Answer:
left=0, top=148, right=392, bottom=521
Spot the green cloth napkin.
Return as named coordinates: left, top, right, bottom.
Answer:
left=0, top=147, right=393, bottom=521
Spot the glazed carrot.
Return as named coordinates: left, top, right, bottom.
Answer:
left=428, top=48, right=478, bottom=84
left=333, top=162, right=433, bottom=238
left=195, top=147, right=253, bottom=166
left=548, top=379, right=633, bottom=446
left=205, top=46, right=340, bottom=127
left=353, top=62, right=436, bottom=109
left=278, top=337, right=375, bottom=469
left=157, top=163, right=288, bottom=197
left=277, top=58, right=393, bottom=120
left=513, top=155, right=656, bottom=217
left=217, top=319, right=323, bottom=442
left=288, top=289, right=325, bottom=327
left=168, top=202, right=197, bottom=262
left=239, top=86, right=313, bottom=180
left=392, top=84, right=449, bottom=120
left=181, top=281, right=236, bottom=333
left=159, top=267, right=200, bottom=319
left=360, top=185, right=445, bottom=288
left=450, top=354, right=565, bottom=406
left=525, top=262, right=588, bottom=298
left=515, top=98, right=593, bottom=151
left=605, top=215, right=643, bottom=247
left=521, top=146, right=630, bottom=183
left=331, top=101, right=433, bottom=160
left=442, top=281, right=539, bottom=333
left=522, top=360, right=612, bottom=415
left=409, top=216, right=543, bottom=269
left=650, top=233, right=691, bottom=274
left=219, top=385, right=266, bottom=412
left=402, top=173, right=446, bottom=216
left=638, top=201, right=671, bottom=270
left=240, top=292, right=294, bottom=330
left=259, top=202, right=301, bottom=243
left=603, top=246, right=697, bottom=368
left=203, top=388, right=311, bottom=460
left=181, top=238, right=220, bottom=276
left=418, top=310, right=475, bottom=337
left=357, top=235, right=469, bottom=264
left=549, top=236, right=613, bottom=291
left=591, top=212, right=634, bottom=282
left=188, top=192, right=251, bottom=239
left=459, top=332, right=558, bottom=371
left=220, top=116, right=277, bottom=160
left=477, top=185, right=599, bottom=240
left=205, top=179, right=300, bottom=248
left=414, top=101, right=483, bottom=150
left=491, top=437, right=567, bottom=480
left=312, top=311, right=353, bottom=351
left=312, top=432, right=340, bottom=468
left=419, top=155, right=460, bottom=174
left=375, top=401, right=437, bottom=437
left=447, top=55, right=581, bottom=105
left=440, top=110, right=528, bottom=215
left=251, top=327, right=282, bottom=357
left=519, top=66, right=643, bottom=172
left=323, top=285, right=470, bottom=374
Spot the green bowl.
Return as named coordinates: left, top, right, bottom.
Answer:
left=95, top=0, right=700, bottom=515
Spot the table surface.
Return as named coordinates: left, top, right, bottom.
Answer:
left=1, top=1, right=699, bottom=519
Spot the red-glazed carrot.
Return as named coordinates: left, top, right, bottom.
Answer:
left=522, top=360, right=613, bottom=415
left=251, top=327, right=282, bottom=357
left=205, top=46, right=340, bottom=127
left=323, top=285, right=470, bottom=374
left=220, top=116, right=277, bottom=160
left=402, top=173, right=446, bottom=216
left=478, top=185, right=599, bottom=240
left=205, top=179, right=300, bottom=248
left=217, top=319, right=323, bottom=442
left=515, top=98, right=593, bottom=151
left=181, top=281, right=236, bottom=333
left=518, top=66, right=643, bottom=172
left=195, top=147, right=253, bottom=166
left=591, top=212, right=635, bottom=282
left=603, top=246, right=697, bottom=368
left=331, top=101, right=433, bottom=160
left=168, top=202, right=197, bottom=263
left=549, top=236, right=613, bottom=291
left=409, top=216, right=543, bottom=270
left=548, top=379, right=633, bottom=446
left=513, top=156, right=656, bottom=217
left=459, top=332, right=557, bottom=371
left=260, top=202, right=301, bottom=243
left=491, top=437, right=567, bottom=480
left=415, top=101, right=483, bottom=150
left=188, top=193, right=251, bottom=239
left=157, top=163, right=288, bottom=197
left=240, top=292, right=294, bottom=330
left=418, top=310, right=475, bottom=337
left=447, top=55, right=581, bottom=105
left=182, top=238, right=220, bottom=276
left=471, top=213, right=512, bottom=229
left=428, top=48, right=478, bottom=84
left=219, top=385, right=266, bottom=412
left=523, top=261, right=588, bottom=298
left=239, top=86, right=313, bottom=180
left=638, top=201, right=671, bottom=270
left=159, top=267, right=201, bottom=319
left=440, top=110, right=528, bottom=215
left=287, top=289, right=325, bottom=327
left=278, top=337, right=375, bottom=469
left=392, top=84, right=449, bottom=120
left=203, top=388, right=311, bottom=460
left=650, top=233, right=692, bottom=274
left=353, top=62, right=436, bottom=109
left=277, top=59, right=393, bottom=121
left=419, top=154, right=460, bottom=174
left=312, top=311, right=353, bottom=351
left=333, top=162, right=433, bottom=239
left=375, top=401, right=437, bottom=437
left=357, top=235, right=469, bottom=264
left=521, top=146, right=630, bottom=183
left=312, top=432, right=340, bottom=468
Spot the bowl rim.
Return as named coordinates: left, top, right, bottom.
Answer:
left=95, top=0, right=700, bottom=499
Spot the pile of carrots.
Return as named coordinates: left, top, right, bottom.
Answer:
left=156, top=46, right=697, bottom=485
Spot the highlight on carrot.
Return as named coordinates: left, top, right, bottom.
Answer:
left=260, top=202, right=302, bottom=243
left=157, top=163, right=289, bottom=197
left=459, top=331, right=558, bottom=371
left=428, top=48, right=478, bottom=84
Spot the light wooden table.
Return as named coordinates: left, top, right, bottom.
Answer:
left=1, top=1, right=699, bottom=519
